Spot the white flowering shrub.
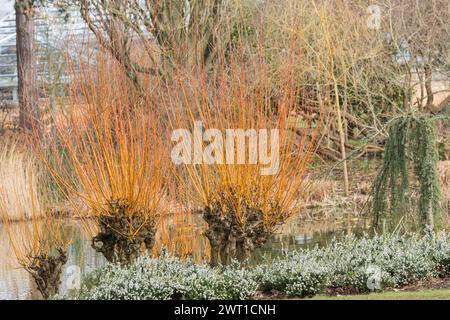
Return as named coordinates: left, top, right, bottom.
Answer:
left=182, top=261, right=258, bottom=300
left=75, top=253, right=258, bottom=300
left=253, top=252, right=329, bottom=297
left=427, top=232, right=450, bottom=275
left=256, top=232, right=450, bottom=295
left=65, top=232, right=449, bottom=299
left=77, top=254, right=185, bottom=299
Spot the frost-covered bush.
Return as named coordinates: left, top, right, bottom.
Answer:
left=68, top=232, right=449, bottom=300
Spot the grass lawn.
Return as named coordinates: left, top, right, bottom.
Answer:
left=309, top=289, right=450, bottom=300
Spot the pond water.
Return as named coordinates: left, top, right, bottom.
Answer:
left=0, top=213, right=372, bottom=300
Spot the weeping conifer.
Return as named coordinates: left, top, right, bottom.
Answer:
left=372, top=114, right=441, bottom=230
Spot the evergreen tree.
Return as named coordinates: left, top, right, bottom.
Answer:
left=372, top=114, right=442, bottom=230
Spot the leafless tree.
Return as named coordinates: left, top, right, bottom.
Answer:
left=15, top=0, right=39, bottom=131
left=74, top=0, right=229, bottom=91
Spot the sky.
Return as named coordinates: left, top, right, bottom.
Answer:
left=0, top=0, right=14, bottom=20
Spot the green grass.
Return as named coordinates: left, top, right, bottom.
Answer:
left=311, top=289, right=450, bottom=300
left=309, top=289, right=450, bottom=300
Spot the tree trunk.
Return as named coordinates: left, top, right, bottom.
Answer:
left=332, top=79, right=349, bottom=195
left=235, top=239, right=251, bottom=265
left=209, top=242, right=220, bottom=267
left=424, top=64, right=434, bottom=111
left=28, top=248, right=67, bottom=299
left=16, top=0, right=39, bottom=132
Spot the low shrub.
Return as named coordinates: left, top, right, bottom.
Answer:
left=68, top=232, right=450, bottom=299
left=257, top=232, right=450, bottom=295
left=253, top=252, right=329, bottom=297
left=74, top=253, right=258, bottom=300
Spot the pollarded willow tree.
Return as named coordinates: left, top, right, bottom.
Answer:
left=372, top=114, right=442, bottom=230
left=42, top=54, right=168, bottom=265
left=167, top=43, right=321, bottom=266
left=0, top=139, right=71, bottom=299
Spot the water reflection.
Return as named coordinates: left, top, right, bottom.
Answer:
left=0, top=213, right=369, bottom=300
left=0, top=222, right=106, bottom=299
left=252, top=215, right=371, bottom=263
